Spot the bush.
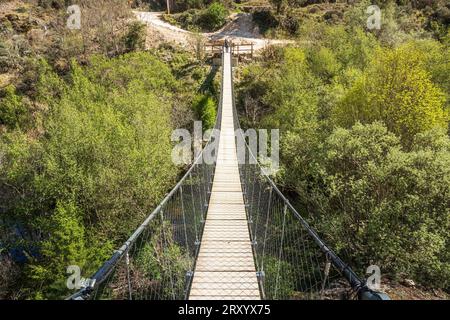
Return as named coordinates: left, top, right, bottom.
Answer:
left=279, top=13, right=300, bottom=36
left=193, top=94, right=216, bottom=129
left=322, top=122, right=450, bottom=287
left=0, top=52, right=182, bottom=298
left=123, top=22, right=147, bottom=52
left=252, top=9, right=279, bottom=35
left=0, top=85, right=28, bottom=129
left=197, top=2, right=228, bottom=31
left=307, top=47, right=340, bottom=81
left=165, top=2, right=229, bottom=32
left=335, top=44, right=448, bottom=145
left=26, top=201, right=87, bottom=299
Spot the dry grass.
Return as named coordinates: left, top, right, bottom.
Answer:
left=0, top=73, right=14, bottom=87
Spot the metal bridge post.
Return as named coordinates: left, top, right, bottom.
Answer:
left=258, top=186, right=272, bottom=298
left=125, top=251, right=132, bottom=300
left=256, top=271, right=266, bottom=300
left=274, top=203, right=288, bottom=299
left=184, top=271, right=194, bottom=299
left=320, top=254, right=332, bottom=299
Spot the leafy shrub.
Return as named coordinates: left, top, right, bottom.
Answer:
left=0, top=52, right=182, bottom=298
left=0, top=85, right=28, bottom=129
left=123, top=22, right=147, bottom=52
left=322, top=122, right=450, bottom=287
left=197, top=2, right=228, bottom=31
left=163, top=9, right=199, bottom=31
left=307, top=47, right=340, bottom=81
left=26, top=201, right=87, bottom=299
left=165, top=2, right=229, bottom=32
left=335, top=44, right=447, bottom=145
left=193, top=94, right=216, bottom=129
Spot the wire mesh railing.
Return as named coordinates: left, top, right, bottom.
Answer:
left=68, top=152, right=217, bottom=300
left=229, top=53, right=388, bottom=300
left=239, top=164, right=363, bottom=300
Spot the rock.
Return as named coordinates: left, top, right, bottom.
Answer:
left=5, top=13, right=37, bottom=33
left=5, top=13, right=19, bottom=22
left=323, top=10, right=343, bottom=22
left=308, top=7, right=319, bottom=14
left=402, top=279, right=416, bottom=287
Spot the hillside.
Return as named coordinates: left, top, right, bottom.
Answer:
left=0, top=0, right=216, bottom=299
left=0, top=0, right=449, bottom=301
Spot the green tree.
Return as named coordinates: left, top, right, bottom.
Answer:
left=123, top=21, right=147, bottom=52
left=322, top=122, right=450, bottom=287
left=27, top=201, right=87, bottom=299
left=0, top=52, right=183, bottom=299
left=197, top=2, right=228, bottom=31
left=335, top=44, right=448, bottom=145
left=193, top=94, right=216, bottom=129
left=0, top=85, right=28, bottom=129
left=259, top=48, right=327, bottom=210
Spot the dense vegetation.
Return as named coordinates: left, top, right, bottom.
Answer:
left=236, top=1, right=449, bottom=290
left=162, top=2, right=230, bottom=32
left=252, top=0, right=450, bottom=40
left=1, top=0, right=449, bottom=300
left=0, top=0, right=217, bottom=299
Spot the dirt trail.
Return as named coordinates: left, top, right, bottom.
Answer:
left=135, top=11, right=291, bottom=51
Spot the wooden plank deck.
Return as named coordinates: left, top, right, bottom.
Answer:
left=189, top=50, right=260, bottom=300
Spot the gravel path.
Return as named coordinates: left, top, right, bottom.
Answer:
left=135, top=11, right=292, bottom=51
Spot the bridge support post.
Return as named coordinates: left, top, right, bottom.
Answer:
left=256, top=271, right=266, bottom=299
left=125, top=251, right=132, bottom=300
left=184, top=271, right=194, bottom=299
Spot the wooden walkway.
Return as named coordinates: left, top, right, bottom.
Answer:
left=189, top=50, right=260, bottom=300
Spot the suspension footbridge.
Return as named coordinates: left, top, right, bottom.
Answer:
left=69, top=48, right=389, bottom=301
left=189, top=50, right=259, bottom=300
